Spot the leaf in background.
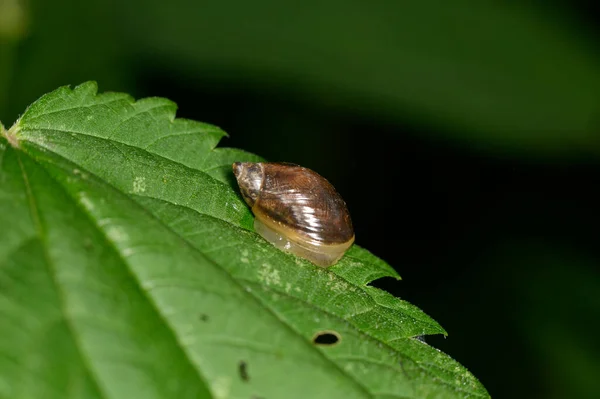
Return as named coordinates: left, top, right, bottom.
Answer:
left=122, top=0, right=600, bottom=156
left=0, top=0, right=128, bottom=125
left=0, top=0, right=29, bottom=115
left=0, top=0, right=28, bottom=42
left=0, top=82, right=489, bottom=398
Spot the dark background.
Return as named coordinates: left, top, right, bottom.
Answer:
left=1, top=1, right=599, bottom=398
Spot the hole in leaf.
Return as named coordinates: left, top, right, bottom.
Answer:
left=367, top=276, right=402, bottom=297
left=238, top=360, right=249, bottom=382
left=312, top=330, right=341, bottom=346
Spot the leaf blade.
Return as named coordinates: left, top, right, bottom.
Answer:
left=1, top=83, right=489, bottom=398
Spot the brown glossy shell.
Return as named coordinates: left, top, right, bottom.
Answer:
left=233, top=162, right=355, bottom=265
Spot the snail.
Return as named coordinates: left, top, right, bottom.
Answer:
left=232, top=162, right=355, bottom=267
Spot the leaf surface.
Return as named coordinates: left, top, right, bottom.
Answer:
left=0, top=82, right=489, bottom=398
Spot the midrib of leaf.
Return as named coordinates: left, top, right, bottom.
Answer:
left=2, top=82, right=489, bottom=398
left=0, top=139, right=104, bottom=399
left=15, top=153, right=107, bottom=399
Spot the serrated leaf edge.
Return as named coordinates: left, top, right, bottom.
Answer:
left=13, top=81, right=489, bottom=398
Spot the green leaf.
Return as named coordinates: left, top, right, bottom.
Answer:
left=0, top=82, right=489, bottom=398
left=0, top=0, right=128, bottom=125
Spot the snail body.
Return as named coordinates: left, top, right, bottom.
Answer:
left=233, top=162, right=354, bottom=267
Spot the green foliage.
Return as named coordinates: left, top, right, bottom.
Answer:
left=0, top=83, right=489, bottom=398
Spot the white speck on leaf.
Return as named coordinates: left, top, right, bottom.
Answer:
left=78, top=192, right=94, bottom=211
left=133, top=176, right=146, bottom=193
left=105, top=225, right=129, bottom=243
left=258, top=263, right=281, bottom=286
left=240, top=249, right=249, bottom=263
left=327, top=278, right=349, bottom=293
left=73, top=168, right=88, bottom=179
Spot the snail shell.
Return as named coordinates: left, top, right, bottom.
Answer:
left=232, top=162, right=355, bottom=267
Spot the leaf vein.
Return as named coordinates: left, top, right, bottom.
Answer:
left=23, top=95, right=127, bottom=124
left=16, top=154, right=108, bottom=399
left=239, top=279, right=486, bottom=397
left=142, top=127, right=223, bottom=151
